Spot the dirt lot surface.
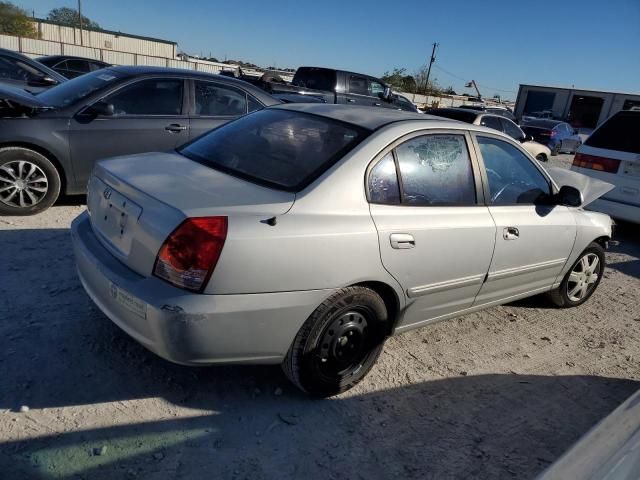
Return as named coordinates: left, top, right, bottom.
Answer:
left=1, top=154, right=639, bottom=479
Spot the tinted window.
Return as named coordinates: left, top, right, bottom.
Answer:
left=194, top=81, right=246, bottom=116
left=247, top=95, right=262, bottom=113
left=0, top=56, right=42, bottom=82
left=428, top=109, right=476, bottom=123
left=395, top=134, right=476, bottom=205
left=349, top=75, right=368, bottom=96
left=370, top=80, right=385, bottom=97
left=37, top=69, right=123, bottom=107
left=90, top=62, right=107, bottom=71
left=585, top=111, right=640, bottom=154
left=477, top=136, right=551, bottom=205
left=396, top=96, right=417, bottom=112
left=480, top=116, right=503, bottom=131
left=107, top=78, right=183, bottom=115
left=501, top=118, right=524, bottom=140
left=368, top=153, right=400, bottom=204
left=66, top=59, right=91, bottom=73
left=180, top=109, right=367, bottom=191
left=292, top=68, right=336, bottom=91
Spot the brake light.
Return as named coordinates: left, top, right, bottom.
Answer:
left=573, top=153, right=621, bottom=173
left=549, top=130, right=557, bottom=138
left=153, top=217, right=228, bottom=292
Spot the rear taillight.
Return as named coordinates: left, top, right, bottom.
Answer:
left=549, top=130, right=557, bottom=138
left=572, top=153, right=621, bottom=174
left=153, top=217, right=228, bottom=292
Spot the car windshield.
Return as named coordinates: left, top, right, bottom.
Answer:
left=36, top=69, right=124, bottom=108
left=180, top=108, right=368, bottom=191
left=585, top=111, right=640, bottom=154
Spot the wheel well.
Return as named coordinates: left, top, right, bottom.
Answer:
left=353, top=281, right=400, bottom=335
left=0, top=142, right=67, bottom=194
left=593, top=236, right=610, bottom=249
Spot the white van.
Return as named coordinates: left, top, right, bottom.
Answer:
left=571, top=110, right=640, bottom=223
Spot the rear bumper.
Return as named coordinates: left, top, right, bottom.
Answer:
left=587, top=197, right=640, bottom=224
left=71, top=211, right=334, bottom=365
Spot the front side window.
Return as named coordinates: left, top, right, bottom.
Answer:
left=349, top=75, right=368, bottom=96
left=106, top=78, right=183, bottom=116
left=180, top=109, right=367, bottom=191
left=0, top=56, right=42, bottom=82
left=501, top=118, right=524, bottom=140
left=66, top=59, right=91, bottom=74
left=368, top=152, right=400, bottom=204
left=370, top=80, right=385, bottom=97
left=477, top=136, right=551, bottom=205
left=194, top=81, right=246, bottom=116
left=395, top=134, right=476, bottom=205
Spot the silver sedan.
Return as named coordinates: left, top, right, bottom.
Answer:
left=71, top=104, right=613, bottom=396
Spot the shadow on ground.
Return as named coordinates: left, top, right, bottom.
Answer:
left=1, top=227, right=639, bottom=479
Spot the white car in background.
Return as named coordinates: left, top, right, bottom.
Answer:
left=572, top=110, right=640, bottom=223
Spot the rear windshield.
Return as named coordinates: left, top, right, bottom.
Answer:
left=37, top=69, right=124, bottom=108
left=180, top=109, right=368, bottom=191
left=585, top=111, right=640, bottom=154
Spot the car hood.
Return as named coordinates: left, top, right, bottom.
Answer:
left=0, top=83, right=52, bottom=109
left=545, top=166, right=614, bottom=207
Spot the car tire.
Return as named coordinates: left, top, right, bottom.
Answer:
left=548, top=242, right=605, bottom=308
left=535, top=153, right=548, bottom=162
left=282, top=286, right=388, bottom=397
left=0, top=147, right=61, bottom=216
left=551, top=143, right=561, bottom=156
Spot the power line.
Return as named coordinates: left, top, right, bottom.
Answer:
left=433, top=64, right=517, bottom=94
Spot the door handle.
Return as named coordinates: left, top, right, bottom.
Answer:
left=346, top=98, right=356, bottom=103
left=374, top=103, right=381, bottom=106
left=165, top=123, right=187, bottom=133
left=503, top=227, right=519, bottom=240
left=390, top=233, right=415, bottom=249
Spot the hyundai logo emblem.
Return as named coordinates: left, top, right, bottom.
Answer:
left=103, top=187, right=112, bottom=200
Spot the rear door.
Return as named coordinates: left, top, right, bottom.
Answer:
left=343, top=74, right=372, bottom=106
left=68, top=76, right=189, bottom=186
left=188, top=79, right=261, bottom=139
left=368, top=131, right=496, bottom=328
left=472, top=134, right=577, bottom=305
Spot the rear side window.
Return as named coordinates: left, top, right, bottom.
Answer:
left=585, top=112, right=640, bottom=154
left=194, top=81, right=246, bottom=116
left=480, top=116, right=502, bottom=131
left=395, top=134, right=476, bottom=205
left=106, top=79, right=183, bottom=115
left=180, top=109, right=367, bottom=191
left=292, top=68, right=336, bottom=91
left=368, top=153, right=400, bottom=204
left=349, top=75, right=368, bottom=96
left=501, top=118, right=524, bottom=140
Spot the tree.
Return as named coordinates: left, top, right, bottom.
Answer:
left=381, top=68, right=418, bottom=93
left=47, top=7, right=100, bottom=29
left=413, top=64, right=442, bottom=96
left=443, top=86, right=457, bottom=95
left=0, top=2, right=37, bottom=37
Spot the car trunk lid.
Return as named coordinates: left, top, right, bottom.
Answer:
left=88, top=151, right=295, bottom=278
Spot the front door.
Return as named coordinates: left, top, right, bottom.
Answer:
left=368, top=132, right=496, bottom=329
left=69, top=77, right=189, bottom=186
left=472, top=134, right=577, bottom=306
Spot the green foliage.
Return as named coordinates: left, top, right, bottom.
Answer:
left=47, top=7, right=100, bottom=29
left=0, top=1, right=37, bottom=38
left=443, top=86, right=457, bottom=95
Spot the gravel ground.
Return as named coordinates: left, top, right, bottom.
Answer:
left=1, top=154, right=639, bottom=480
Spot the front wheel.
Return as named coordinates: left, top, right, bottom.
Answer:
left=535, top=153, right=548, bottom=162
left=0, top=147, right=61, bottom=216
left=282, top=287, right=388, bottom=397
left=548, top=242, right=605, bottom=307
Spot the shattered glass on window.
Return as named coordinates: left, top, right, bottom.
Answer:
left=396, top=135, right=476, bottom=205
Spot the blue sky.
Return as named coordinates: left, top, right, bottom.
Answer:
left=19, top=0, right=640, bottom=100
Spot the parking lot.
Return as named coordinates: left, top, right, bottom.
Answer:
left=1, top=153, right=639, bottom=480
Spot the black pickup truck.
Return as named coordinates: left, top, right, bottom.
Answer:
left=255, top=66, right=418, bottom=113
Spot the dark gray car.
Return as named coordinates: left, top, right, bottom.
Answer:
left=0, top=65, right=280, bottom=215
left=0, top=48, right=67, bottom=92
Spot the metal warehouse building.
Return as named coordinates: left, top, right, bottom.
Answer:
left=514, top=84, right=640, bottom=130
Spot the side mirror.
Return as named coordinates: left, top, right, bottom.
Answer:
left=28, top=76, right=58, bottom=87
left=86, top=101, right=114, bottom=117
left=382, top=86, right=393, bottom=101
left=557, top=185, right=583, bottom=207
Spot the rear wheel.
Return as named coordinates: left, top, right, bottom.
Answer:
left=551, top=142, right=561, bottom=156
left=0, top=147, right=61, bottom=216
left=282, top=286, right=388, bottom=397
left=548, top=242, right=605, bottom=307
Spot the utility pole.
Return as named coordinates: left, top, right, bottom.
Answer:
left=78, top=0, right=84, bottom=46
left=424, top=42, right=438, bottom=95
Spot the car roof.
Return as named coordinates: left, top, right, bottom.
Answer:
left=523, top=119, right=564, bottom=128
left=272, top=103, right=438, bottom=130
left=37, top=55, right=109, bottom=64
